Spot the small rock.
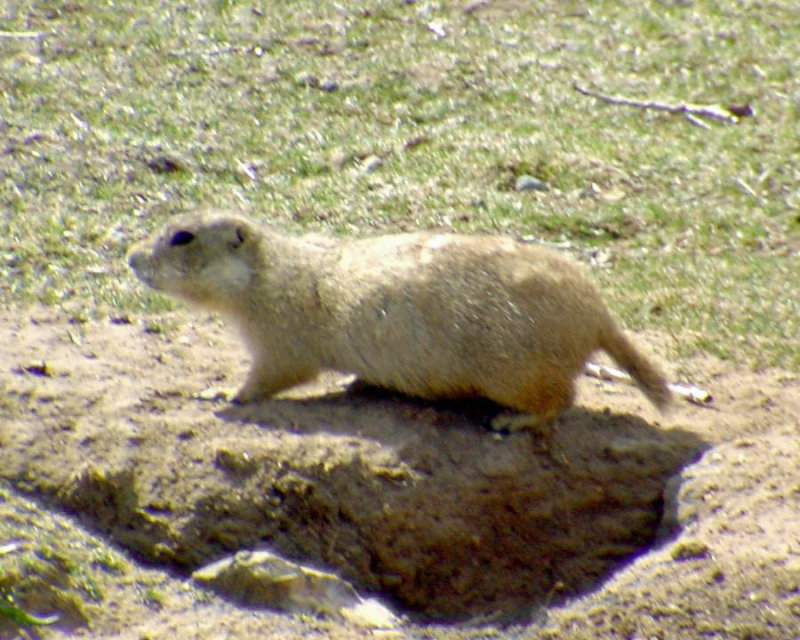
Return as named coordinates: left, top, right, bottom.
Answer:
left=403, top=135, right=428, bottom=150
left=295, top=71, right=319, bottom=88
left=515, top=174, right=550, bottom=192
left=192, top=549, right=398, bottom=628
left=596, top=186, right=627, bottom=203
left=361, top=155, right=383, bottom=174
left=193, top=386, right=233, bottom=402
left=340, top=598, right=399, bottom=629
left=192, top=549, right=356, bottom=614
left=214, top=448, right=258, bottom=478
left=671, top=539, right=711, bottom=562
left=143, top=320, right=166, bottom=334
left=18, top=360, right=51, bottom=377
left=147, top=154, right=188, bottom=174
left=427, top=22, right=447, bottom=39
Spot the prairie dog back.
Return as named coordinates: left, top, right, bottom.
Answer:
left=128, top=212, right=672, bottom=419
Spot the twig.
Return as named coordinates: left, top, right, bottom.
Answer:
left=168, top=45, right=240, bottom=59
left=684, top=113, right=711, bottom=129
left=585, top=362, right=713, bottom=406
left=736, top=177, right=758, bottom=198
left=573, top=82, right=745, bottom=125
left=0, top=542, right=24, bottom=555
left=0, top=30, right=50, bottom=39
left=668, top=382, right=714, bottom=405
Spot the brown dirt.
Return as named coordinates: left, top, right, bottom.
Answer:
left=1, top=306, right=799, bottom=638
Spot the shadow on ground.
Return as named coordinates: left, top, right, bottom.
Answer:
left=190, top=387, right=707, bottom=620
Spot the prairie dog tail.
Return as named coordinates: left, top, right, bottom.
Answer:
left=600, top=327, right=673, bottom=412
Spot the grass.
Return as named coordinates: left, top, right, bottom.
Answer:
left=0, top=480, right=212, bottom=636
left=1, top=0, right=799, bottom=370
left=0, top=485, right=90, bottom=632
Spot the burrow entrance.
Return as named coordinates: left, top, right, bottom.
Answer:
left=46, top=388, right=704, bottom=621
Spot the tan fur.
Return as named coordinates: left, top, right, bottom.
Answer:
left=127, top=211, right=672, bottom=417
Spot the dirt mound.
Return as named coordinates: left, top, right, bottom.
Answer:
left=547, top=433, right=800, bottom=638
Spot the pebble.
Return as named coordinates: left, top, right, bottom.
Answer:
left=515, top=174, right=550, bottom=192
left=361, top=155, right=383, bottom=174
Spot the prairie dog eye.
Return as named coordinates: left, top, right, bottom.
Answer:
left=170, top=230, right=195, bottom=246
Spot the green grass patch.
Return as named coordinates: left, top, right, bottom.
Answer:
left=1, top=0, right=798, bottom=369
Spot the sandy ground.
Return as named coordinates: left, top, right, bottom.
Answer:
left=1, top=307, right=798, bottom=638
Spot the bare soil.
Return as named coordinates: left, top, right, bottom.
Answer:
left=1, top=307, right=799, bottom=638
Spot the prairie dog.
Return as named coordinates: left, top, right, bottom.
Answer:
left=127, top=211, right=672, bottom=420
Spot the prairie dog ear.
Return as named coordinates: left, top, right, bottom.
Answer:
left=230, top=224, right=247, bottom=249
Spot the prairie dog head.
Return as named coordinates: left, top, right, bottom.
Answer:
left=127, top=212, right=257, bottom=311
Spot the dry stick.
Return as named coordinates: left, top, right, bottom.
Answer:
left=0, top=30, right=50, bottom=39
left=683, top=113, right=712, bottom=130
left=585, top=362, right=713, bottom=406
left=168, top=45, right=239, bottom=59
left=573, top=82, right=741, bottom=125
